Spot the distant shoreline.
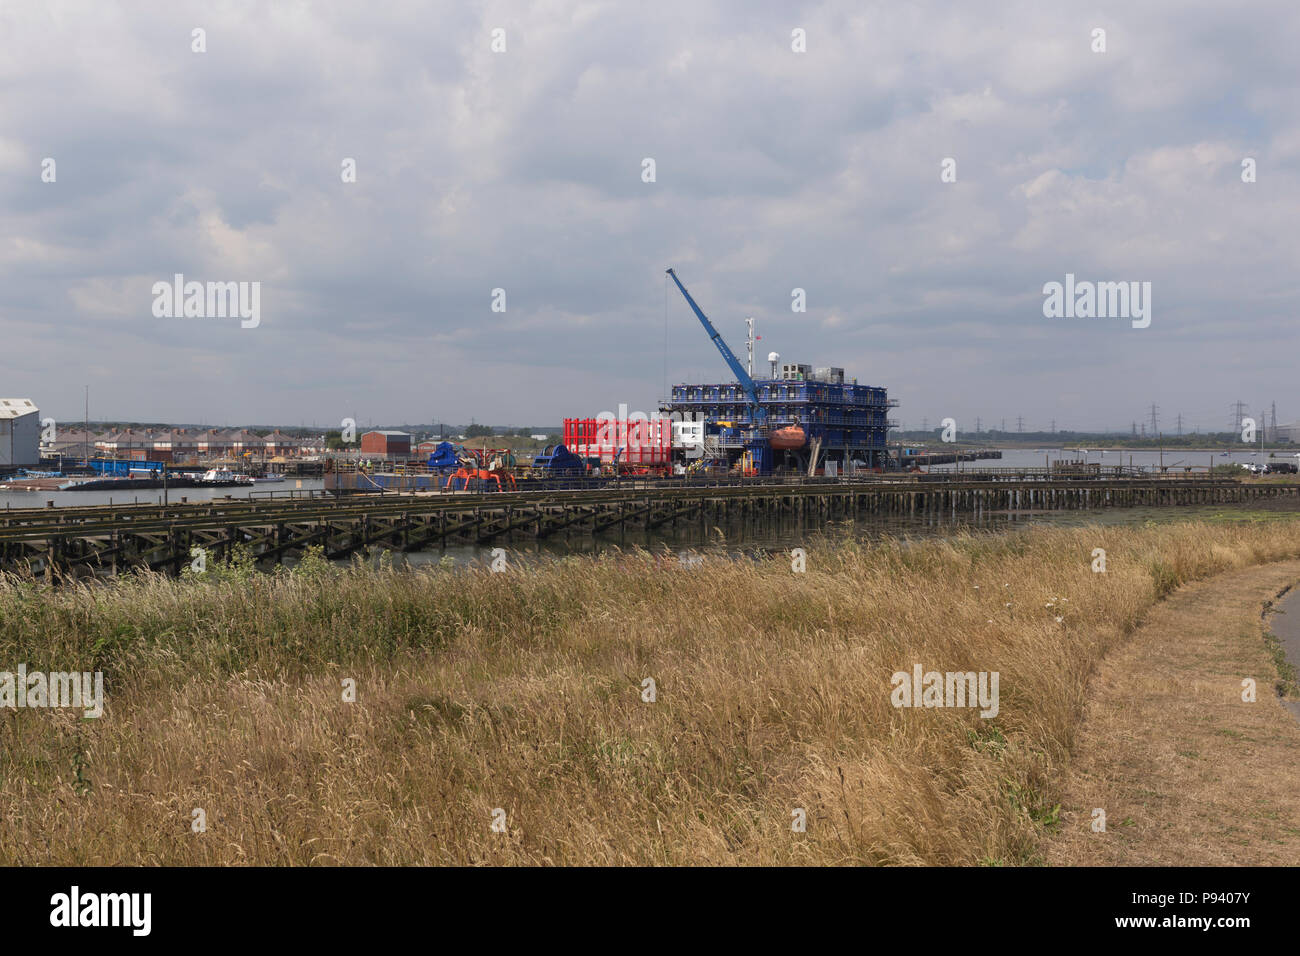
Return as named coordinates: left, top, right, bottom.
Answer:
left=920, top=442, right=1299, bottom=455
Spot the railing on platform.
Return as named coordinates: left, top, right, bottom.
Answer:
left=246, top=488, right=335, bottom=501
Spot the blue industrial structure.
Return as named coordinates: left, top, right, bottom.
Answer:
left=86, top=459, right=166, bottom=477
left=662, top=268, right=898, bottom=474
left=661, top=378, right=897, bottom=471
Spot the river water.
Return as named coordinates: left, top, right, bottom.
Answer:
left=930, top=446, right=1292, bottom=472
left=386, top=499, right=1300, bottom=571
left=1268, top=589, right=1300, bottom=722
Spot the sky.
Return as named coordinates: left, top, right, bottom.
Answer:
left=2, top=0, right=1298, bottom=434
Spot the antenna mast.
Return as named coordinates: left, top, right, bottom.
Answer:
left=746, top=317, right=755, bottom=377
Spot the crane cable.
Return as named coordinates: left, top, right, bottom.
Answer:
left=663, top=272, right=669, bottom=403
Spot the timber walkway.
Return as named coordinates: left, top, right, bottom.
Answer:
left=0, top=476, right=1293, bottom=578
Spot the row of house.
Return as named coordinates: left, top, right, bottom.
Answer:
left=34, top=426, right=471, bottom=464
left=42, top=427, right=329, bottom=462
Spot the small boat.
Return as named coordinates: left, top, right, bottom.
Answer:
left=201, top=468, right=254, bottom=485
left=252, top=474, right=285, bottom=483
left=770, top=425, right=807, bottom=450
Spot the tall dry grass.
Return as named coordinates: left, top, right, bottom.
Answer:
left=1, top=520, right=1297, bottom=865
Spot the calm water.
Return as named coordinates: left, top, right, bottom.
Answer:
left=394, top=510, right=1021, bottom=570
left=930, top=446, right=1294, bottom=472
left=372, top=500, right=1299, bottom=571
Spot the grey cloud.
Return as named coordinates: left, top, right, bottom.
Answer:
left=0, top=0, right=1297, bottom=432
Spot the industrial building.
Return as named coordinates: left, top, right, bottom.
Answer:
left=360, top=430, right=411, bottom=458
left=0, top=398, right=41, bottom=468
left=658, top=270, right=897, bottom=475
left=1275, top=422, right=1300, bottom=443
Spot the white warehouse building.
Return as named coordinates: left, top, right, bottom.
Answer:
left=1275, top=422, right=1300, bottom=444
left=0, top=398, right=41, bottom=468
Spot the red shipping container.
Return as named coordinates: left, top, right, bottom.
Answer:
left=563, top=418, right=671, bottom=464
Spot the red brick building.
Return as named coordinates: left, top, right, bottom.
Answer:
left=360, top=430, right=411, bottom=457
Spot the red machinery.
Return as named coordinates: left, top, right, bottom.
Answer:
left=444, top=468, right=517, bottom=492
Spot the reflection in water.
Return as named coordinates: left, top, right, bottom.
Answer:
left=346, top=501, right=1300, bottom=572
left=354, top=508, right=1030, bottom=571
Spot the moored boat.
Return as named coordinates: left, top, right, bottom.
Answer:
left=201, top=468, right=254, bottom=486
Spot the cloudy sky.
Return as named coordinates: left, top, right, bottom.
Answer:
left=2, top=0, right=1297, bottom=433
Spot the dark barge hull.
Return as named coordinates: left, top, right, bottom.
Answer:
left=62, top=477, right=253, bottom=492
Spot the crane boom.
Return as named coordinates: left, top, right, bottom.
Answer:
left=665, top=268, right=766, bottom=423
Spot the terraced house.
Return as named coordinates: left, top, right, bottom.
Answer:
left=40, top=427, right=326, bottom=462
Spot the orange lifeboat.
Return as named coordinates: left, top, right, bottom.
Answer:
left=769, top=425, right=807, bottom=450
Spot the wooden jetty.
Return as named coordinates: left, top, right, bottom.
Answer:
left=0, top=476, right=1295, bottom=578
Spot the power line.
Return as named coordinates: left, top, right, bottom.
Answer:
left=1230, top=400, right=1249, bottom=433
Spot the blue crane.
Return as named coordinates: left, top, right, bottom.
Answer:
left=665, top=268, right=767, bottom=424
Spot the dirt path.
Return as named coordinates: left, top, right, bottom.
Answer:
left=1047, top=560, right=1300, bottom=865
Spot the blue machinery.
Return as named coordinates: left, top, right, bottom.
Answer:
left=531, top=444, right=586, bottom=475
left=424, top=441, right=464, bottom=471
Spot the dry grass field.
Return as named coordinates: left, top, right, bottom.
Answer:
left=2, top=520, right=1299, bottom=865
